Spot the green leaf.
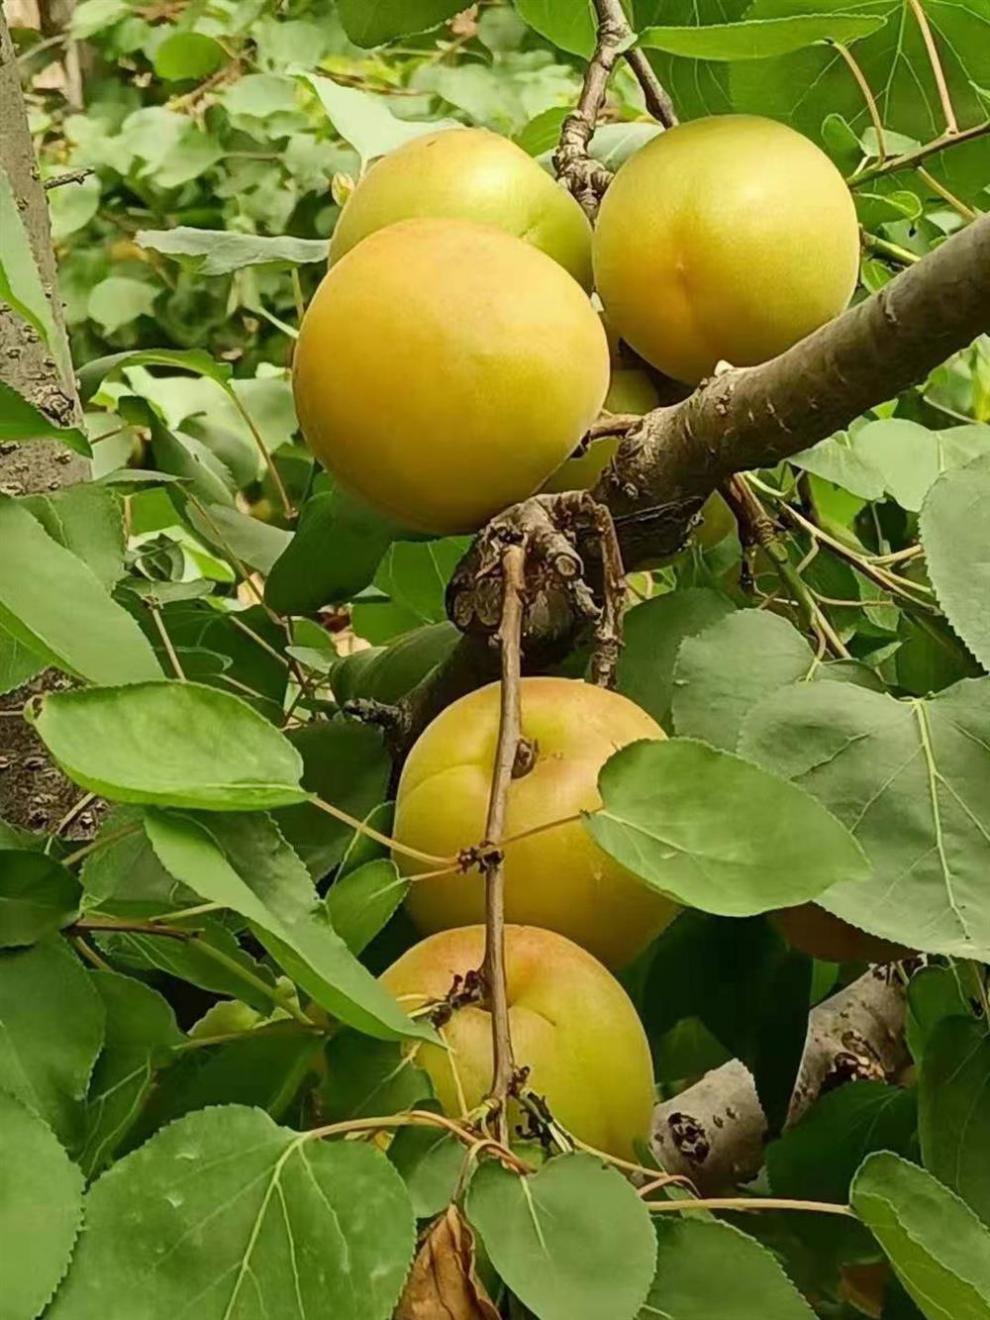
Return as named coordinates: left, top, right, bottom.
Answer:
left=79, top=970, right=181, bottom=1177
left=332, top=621, right=459, bottom=705
left=325, top=858, right=409, bottom=955
left=642, top=1218, right=816, bottom=1317
left=0, top=497, right=160, bottom=683
left=514, top=0, right=597, bottom=57
left=791, top=429, right=888, bottom=500
left=322, top=1030, right=433, bottom=1120
left=49, top=1107, right=416, bottom=1320
left=641, top=13, right=885, bottom=59
left=28, top=682, right=306, bottom=811
left=920, top=1016, right=990, bottom=1226
left=0, top=938, right=105, bottom=1150
left=144, top=809, right=433, bottom=1042
left=136, top=226, right=329, bottom=276
left=0, top=851, right=81, bottom=947
left=184, top=501, right=292, bottom=575
left=0, top=167, right=70, bottom=381
left=921, top=452, right=990, bottom=669
left=337, top=0, right=466, bottom=46
left=587, top=739, right=870, bottom=915
left=617, top=588, right=735, bottom=728
left=672, top=610, right=814, bottom=748
left=300, top=73, right=458, bottom=165
left=69, top=0, right=128, bottom=38
left=731, top=0, right=990, bottom=200
left=739, top=678, right=990, bottom=958
left=0, top=381, right=90, bottom=456
left=152, top=31, right=226, bottom=81
left=77, top=348, right=230, bottom=401
left=87, top=277, right=158, bottom=335
left=852, top=1152, right=990, bottom=1320
left=906, top=965, right=972, bottom=1062
left=273, top=720, right=391, bottom=879
left=265, top=487, right=396, bottom=614
left=377, top=536, right=471, bottom=625
left=853, top=420, right=988, bottom=511
left=0, top=1091, right=84, bottom=1320
left=768, top=1081, right=918, bottom=1206
left=22, top=483, right=126, bottom=589
left=48, top=172, right=100, bottom=243
left=388, top=1121, right=464, bottom=1217
left=467, top=1154, right=657, bottom=1320
left=0, top=623, right=43, bottom=695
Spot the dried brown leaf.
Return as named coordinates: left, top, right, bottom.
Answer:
left=395, top=1205, right=499, bottom=1320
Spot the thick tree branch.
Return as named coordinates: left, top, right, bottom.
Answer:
left=651, top=970, right=907, bottom=1193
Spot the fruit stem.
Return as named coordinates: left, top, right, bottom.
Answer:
left=480, top=541, right=527, bottom=1143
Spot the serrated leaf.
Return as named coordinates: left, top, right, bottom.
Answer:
left=144, top=809, right=433, bottom=1042
left=22, top=483, right=126, bottom=589
left=337, top=0, right=465, bottom=46
left=617, top=588, right=735, bottom=728
left=587, top=739, right=870, bottom=915
left=0, top=497, right=162, bottom=685
left=672, top=610, right=814, bottom=748
left=0, top=623, right=43, bottom=695
left=79, top=970, right=181, bottom=1177
left=300, top=73, right=458, bottom=165
left=49, top=1107, right=416, bottom=1320
left=136, top=226, right=329, bottom=276
left=0, top=938, right=105, bottom=1150
left=641, top=13, right=885, bottom=59
left=852, top=1152, right=990, bottom=1320
left=0, top=1091, right=84, bottom=1320
left=466, top=1154, right=657, bottom=1320
left=28, top=682, right=306, bottom=811
left=0, top=850, right=81, bottom=947
left=919, top=1016, right=990, bottom=1225
left=641, top=1218, right=816, bottom=1317
left=921, top=452, right=990, bottom=668
left=0, top=381, right=90, bottom=455
left=739, top=678, right=990, bottom=958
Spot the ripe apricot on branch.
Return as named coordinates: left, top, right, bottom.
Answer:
left=593, top=115, right=860, bottom=384
left=380, top=924, right=656, bottom=1159
left=293, top=218, right=609, bottom=535
left=329, top=127, right=594, bottom=289
left=392, top=677, right=677, bottom=967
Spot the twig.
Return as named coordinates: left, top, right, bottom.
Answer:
left=916, top=166, right=978, bottom=222
left=72, top=917, right=197, bottom=942
left=849, top=120, right=990, bottom=186
left=586, top=411, right=642, bottom=441
left=479, top=543, right=527, bottom=1143
left=831, top=41, right=885, bottom=163
left=863, top=231, right=922, bottom=266
left=43, top=167, right=94, bottom=191
left=227, top=389, right=294, bottom=521
left=310, top=795, right=454, bottom=868
left=148, top=604, right=186, bottom=679
left=584, top=500, right=626, bottom=688
left=552, top=0, right=675, bottom=217
left=907, top=0, right=958, bottom=135
left=644, top=1196, right=853, bottom=1217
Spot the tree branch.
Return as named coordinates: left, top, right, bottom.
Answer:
left=651, top=970, right=908, bottom=1193
left=553, top=0, right=676, bottom=216
left=479, top=543, right=527, bottom=1143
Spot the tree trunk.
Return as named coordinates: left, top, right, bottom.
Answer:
left=0, top=6, right=89, bottom=834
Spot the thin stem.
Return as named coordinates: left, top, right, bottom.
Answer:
left=73, top=918, right=197, bottom=942
left=310, top=796, right=454, bottom=868
left=863, top=232, right=922, bottom=266
left=149, top=604, right=186, bottom=679
left=916, top=166, right=978, bottom=221
left=307, top=1109, right=532, bottom=1174
left=227, top=613, right=291, bottom=668
left=173, top=1021, right=321, bottom=1052
left=500, top=813, right=585, bottom=848
left=907, top=0, right=958, bottom=135
left=624, top=44, right=677, bottom=128
left=644, top=1196, right=854, bottom=1217
left=51, top=791, right=96, bottom=839
left=190, top=938, right=316, bottom=1029
left=227, top=388, right=294, bottom=520
left=291, top=268, right=305, bottom=324
left=71, top=935, right=112, bottom=971
left=149, top=901, right=223, bottom=923
left=62, top=821, right=140, bottom=867
left=849, top=120, right=990, bottom=186
left=185, top=493, right=278, bottom=620
left=832, top=41, right=885, bottom=162
left=480, top=542, right=527, bottom=1144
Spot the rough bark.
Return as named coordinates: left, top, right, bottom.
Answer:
left=0, top=6, right=88, bottom=834
left=650, top=970, right=908, bottom=1193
